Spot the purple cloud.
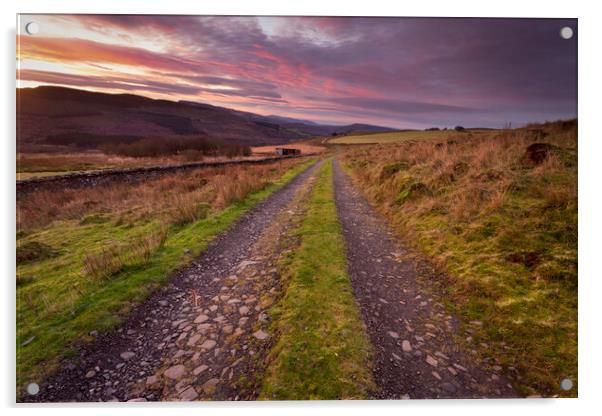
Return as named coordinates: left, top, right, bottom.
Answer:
left=18, top=16, right=577, bottom=128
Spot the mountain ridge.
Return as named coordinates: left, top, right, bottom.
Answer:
left=18, top=86, right=394, bottom=152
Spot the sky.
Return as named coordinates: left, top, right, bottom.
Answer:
left=17, top=15, right=577, bottom=129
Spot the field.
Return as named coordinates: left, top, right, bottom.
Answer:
left=328, top=129, right=491, bottom=145
left=340, top=120, right=577, bottom=396
left=16, top=121, right=578, bottom=400
left=16, top=157, right=315, bottom=388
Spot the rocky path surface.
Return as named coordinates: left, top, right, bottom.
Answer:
left=29, top=160, right=322, bottom=402
left=332, top=159, right=518, bottom=399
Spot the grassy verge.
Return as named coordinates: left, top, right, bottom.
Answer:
left=16, top=159, right=316, bottom=391
left=259, top=159, right=375, bottom=400
left=339, top=120, right=577, bottom=397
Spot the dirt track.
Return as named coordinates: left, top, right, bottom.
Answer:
left=25, top=161, right=322, bottom=402
left=24, top=157, right=519, bottom=402
left=332, top=159, right=517, bottom=399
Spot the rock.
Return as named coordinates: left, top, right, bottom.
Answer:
left=524, top=143, right=557, bottom=165
left=194, top=314, right=209, bottom=324
left=402, top=340, right=412, bottom=352
left=432, top=371, right=442, bottom=380
left=239, top=306, right=250, bottom=315
left=164, top=364, right=186, bottom=380
left=253, top=330, right=269, bottom=340
left=426, top=355, right=438, bottom=367
left=21, top=336, right=36, bottom=347
left=197, top=323, right=212, bottom=334
left=179, top=386, right=198, bottom=401
left=120, top=351, right=135, bottom=361
left=158, top=300, right=169, bottom=307
left=453, top=363, right=468, bottom=372
left=200, top=339, right=217, bottom=350
left=127, top=398, right=147, bottom=402
left=85, top=370, right=96, bottom=379
left=146, top=375, right=159, bottom=385
left=89, top=331, right=98, bottom=337
left=441, top=382, right=457, bottom=393
left=174, top=349, right=187, bottom=358
left=387, top=331, right=399, bottom=339
left=201, top=378, right=220, bottom=394
left=447, top=366, right=458, bottom=376
left=237, top=260, right=258, bottom=271
left=193, top=365, right=209, bottom=376
left=187, top=334, right=201, bottom=347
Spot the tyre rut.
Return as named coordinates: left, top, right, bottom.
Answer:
left=332, top=158, right=517, bottom=399
left=28, top=160, right=322, bottom=402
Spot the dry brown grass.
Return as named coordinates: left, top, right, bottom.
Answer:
left=17, top=159, right=302, bottom=233
left=341, top=120, right=577, bottom=397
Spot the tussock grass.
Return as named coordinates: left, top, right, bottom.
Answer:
left=340, top=120, right=577, bottom=397
left=260, top=160, right=375, bottom=400
left=82, top=227, right=168, bottom=280
left=16, top=158, right=316, bottom=393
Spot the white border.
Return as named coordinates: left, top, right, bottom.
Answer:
left=2, top=1, right=600, bottom=415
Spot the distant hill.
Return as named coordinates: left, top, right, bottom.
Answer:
left=17, top=86, right=394, bottom=152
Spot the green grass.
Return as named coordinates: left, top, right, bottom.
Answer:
left=16, top=159, right=316, bottom=392
left=259, top=159, right=375, bottom=400
left=328, top=129, right=489, bottom=145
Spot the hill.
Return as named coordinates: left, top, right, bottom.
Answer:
left=17, top=86, right=394, bottom=152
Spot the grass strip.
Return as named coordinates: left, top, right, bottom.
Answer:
left=259, top=159, right=375, bottom=400
left=16, top=159, right=316, bottom=391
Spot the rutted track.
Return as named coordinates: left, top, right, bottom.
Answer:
left=332, top=159, right=517, bottom=399
left=24, top=160, right=322, bottom=402
left=16, top=155, right=307, bottom=195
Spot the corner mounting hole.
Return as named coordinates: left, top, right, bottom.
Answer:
left=25, top=22, right=39, bottom=35
left=560, top=26, right=573, bottom=40
left=560, top=378, right=573, bottom=391
left=26, top=383, right=40, bottom=395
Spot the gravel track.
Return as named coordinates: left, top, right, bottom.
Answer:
left=332, top=159, right=517, bottom=399
left=25, top=161, right=321, bottom=402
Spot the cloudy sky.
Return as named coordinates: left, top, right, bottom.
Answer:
left=17, top=15, right=577, bottom=128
